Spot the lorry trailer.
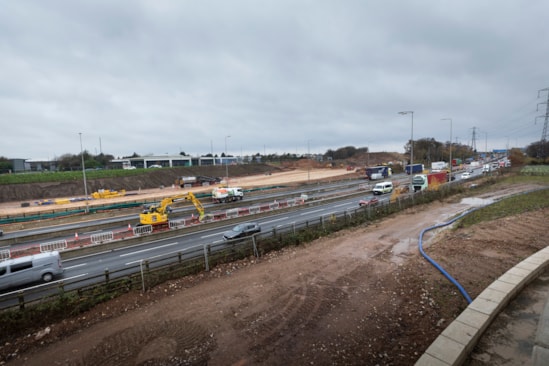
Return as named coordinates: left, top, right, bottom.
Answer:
left=365, top=166, right=392, bottom=180
left=411, top=171, right=447, bottom=192
left=405, top=164, right=425, bottom=175
left=431, top=161, right=447, bottom=172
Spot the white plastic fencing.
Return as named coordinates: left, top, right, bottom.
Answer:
left=40, top=239, right=68, bottom=253
left=226, top=208, right=239, bottom=219
left=134, top=225, right=153, bottom=236
left=0, top=249, right=10, bottom=261
left=91, top=232, right=114, bottom=244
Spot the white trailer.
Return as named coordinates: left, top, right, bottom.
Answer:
left=431, top=161, right=447, bottom=172
left=212, top=187, right=244, bottom=203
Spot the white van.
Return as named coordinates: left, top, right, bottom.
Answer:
left=0, top=251, right=64, bottom=291
left=372, top=181, right=393, bottom=195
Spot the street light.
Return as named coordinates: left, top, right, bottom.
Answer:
left=442, top=118, right=452, bottom=182
left=398, top=111, right=414, bottom=187
left=225, top=135, right=231, bottom=186
left=307, top=140, right=311, bottom=182
left=79, top=132, right=89, bottom=213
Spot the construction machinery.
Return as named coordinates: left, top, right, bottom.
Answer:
left=175, top=176, right=221, bottom=188
left=139, top=192, right=205, bottom=226
left=212, top=187, right=244, bottom=203
left=91, top=189, right=126, bottom=199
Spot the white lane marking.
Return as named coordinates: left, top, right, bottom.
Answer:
left=202, top=232, right=221, bottom=239
left=119, top=242, right=179, bottom=257
left=301, top=209, right=324, bottom=215
left=125, top=244, right=203, bottom=265
left=262, top=217, right=289, bottom=224
left=63, top=263, right=87, bottom=270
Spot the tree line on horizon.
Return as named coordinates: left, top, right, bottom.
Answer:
left=1, top=138, right=548, bottom=173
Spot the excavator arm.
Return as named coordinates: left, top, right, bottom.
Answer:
left=139, top=192, right=205, bottom=226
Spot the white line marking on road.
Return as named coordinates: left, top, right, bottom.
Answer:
left=64, top=263, right=87, bottom=270
left=301, top=209, right=324, bottom=215
left=119, top=242, right=179, bottom=257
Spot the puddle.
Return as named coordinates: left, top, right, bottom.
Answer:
left=461, top=197, right=494, bottom=206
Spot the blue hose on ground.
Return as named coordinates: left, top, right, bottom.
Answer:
left=418, top=208, right=480, bottom=304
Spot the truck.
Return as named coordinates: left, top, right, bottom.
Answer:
left=405, top=164, right=424, bottom=175
left=431, top=161, right=447, bottom=172
left=175, top=176, right=221, bottom=188
left=139, top=192, right=205, bottom=226
left=212, top=187, right=244, bottom=203
left=365, top=166, right=392, bottom=180
left=411, top=171, right=447, bottom=192
left=451, top=159, right=462, bottom=167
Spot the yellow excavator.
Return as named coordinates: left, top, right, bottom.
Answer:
left=139, top=192, right=205, bottom=226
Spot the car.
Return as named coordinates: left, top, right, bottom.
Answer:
left=372, top=181, right=393, bottom=195
left=359, top=197, right=379, bottom=207
left=461, top=172, right=472, bottom=179
left=148, top=164, right=162, bottom=168
left=223, top=222, right=261, bottom=240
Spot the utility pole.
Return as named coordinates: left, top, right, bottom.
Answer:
left=536, top=88, right=549, bottom=158
left=484, top=132, right=488, bottom=160
left=470, top=127, right=477, bottom=153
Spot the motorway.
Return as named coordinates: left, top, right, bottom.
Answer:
left=0, top=166, right=486, bottom=308
left=0, top=179, right=385, bottom=307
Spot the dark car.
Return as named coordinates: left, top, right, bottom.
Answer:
left=223, top=222, right=261, bottom=240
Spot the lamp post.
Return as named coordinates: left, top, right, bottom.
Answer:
left=307, top=139, right=311, bottom=183
left=442, top=118, right=452, bottom=182
left=398, top=111, right=414, bottom=187
left=79, top=132, right=89, bottom=213
left=225, top=135, right=231, bottom=186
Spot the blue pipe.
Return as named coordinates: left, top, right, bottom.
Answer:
left=418, top=187, right=549, bottom=304
left=418, top=208, right=481, bottom=304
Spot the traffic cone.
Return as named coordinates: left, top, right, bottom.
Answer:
left=128, top=223, right=132, bottom=231
left=74, top=232, right=79, bottom=240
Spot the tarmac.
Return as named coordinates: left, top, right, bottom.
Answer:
left=415, top=246, right=549, bottom=365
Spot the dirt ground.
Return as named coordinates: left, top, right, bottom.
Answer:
left=1, top=173, right=548, bottom=365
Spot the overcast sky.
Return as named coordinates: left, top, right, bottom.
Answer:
left=1, top=1, right=548, bottom=160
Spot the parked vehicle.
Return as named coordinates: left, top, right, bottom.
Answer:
left=223, top=222, right=261, bottom=240
left=0, top=251, right=64, bottom=291
left=372, top=181, right=393, bottom=195
left=175, top=176, right=221, bottom=188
